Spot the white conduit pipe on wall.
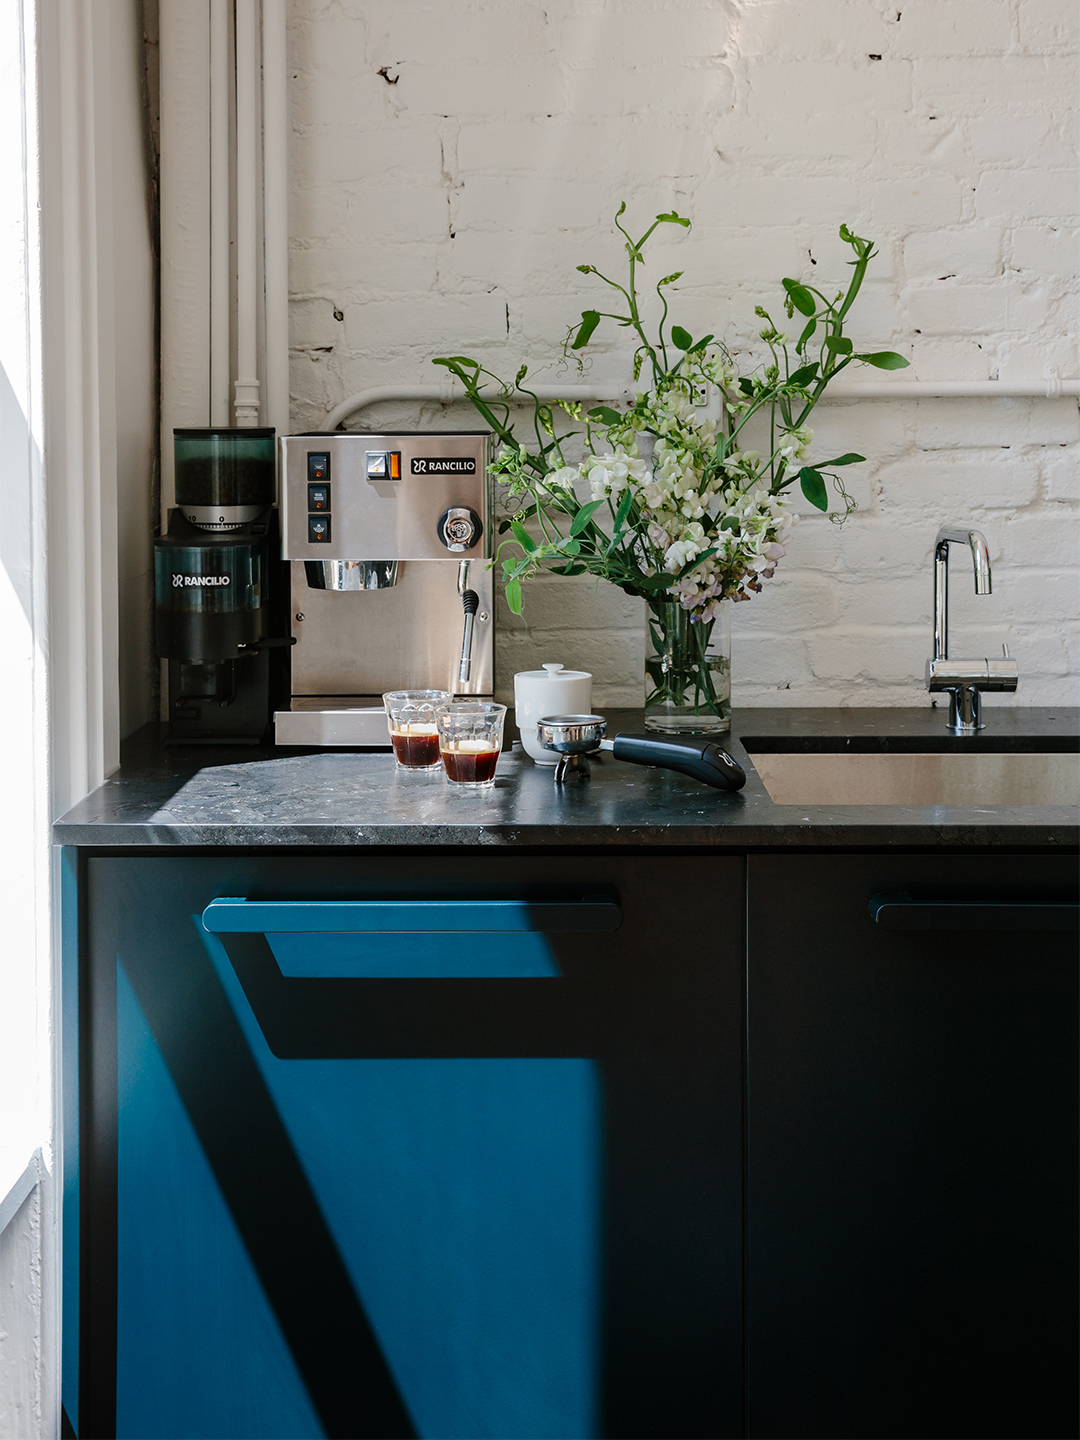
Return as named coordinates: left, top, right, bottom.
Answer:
left=233, top=0, right=261, bottom=426
left=159, top=0, right=211, bottom=513
left=209, top=0, right=230, bottom=427
left=262, top=0, right=290, bottom=442
left=324, top=377, right=1080, bottom=430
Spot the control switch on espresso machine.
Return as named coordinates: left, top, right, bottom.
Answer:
left=276, top=431, right=493, bottom=747
left=366, top=450, right=401, bottom=481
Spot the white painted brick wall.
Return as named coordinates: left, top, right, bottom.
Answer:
left=287, top=0, right=1079, bottom=710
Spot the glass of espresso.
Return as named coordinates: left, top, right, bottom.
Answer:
left=435, top=702, right=507, bottom=788
left=382, top=690, right=451, bottom=769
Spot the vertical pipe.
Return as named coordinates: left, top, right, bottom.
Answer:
left=233, top=0, right=260, bottom=425
left=262, top=0, right=289, bottom=449
left=209, top=0, right=230, bottom=426
left=159, top=0, right=211, bottom=509
left=934, top=542, right=949, bottom=661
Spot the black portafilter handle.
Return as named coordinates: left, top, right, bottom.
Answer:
left=609, top=733, right=746, bottom=792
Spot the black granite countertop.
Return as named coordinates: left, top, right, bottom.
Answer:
left=52, top=707, right=1079, bottom=850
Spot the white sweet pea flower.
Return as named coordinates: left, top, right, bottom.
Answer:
left=543, top=465, right=580, bottom=491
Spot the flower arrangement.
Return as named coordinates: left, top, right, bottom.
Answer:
left=433, top=206, right=907, bottom=727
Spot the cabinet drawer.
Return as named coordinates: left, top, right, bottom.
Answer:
left=747, top=852, right=1079, bottom=1440
left=76, top=853, right=745, bottom=1440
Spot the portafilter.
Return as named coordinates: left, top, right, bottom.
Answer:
left=536, top=714, right=746, bottom=792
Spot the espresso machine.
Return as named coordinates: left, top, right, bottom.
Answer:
left=273, top=432, right=494, bottom=745
left=155, top=428, right=290, bottom=743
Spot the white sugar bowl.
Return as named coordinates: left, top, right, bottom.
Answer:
left=514, top=664, right=593, bottom=765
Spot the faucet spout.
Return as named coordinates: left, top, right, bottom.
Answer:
left=927, top=524, right=1016, bottom=733
left=933, top=526, right=992, bottom=661
left=935, top=524, right=992, bottom=595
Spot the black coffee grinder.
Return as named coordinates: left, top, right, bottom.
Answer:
left=155, top=428, right=290, bottom=743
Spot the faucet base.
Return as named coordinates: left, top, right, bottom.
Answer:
left=947, top=685, right=984, bottom=734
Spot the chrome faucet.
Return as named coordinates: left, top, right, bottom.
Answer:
left=925, top=525, right=1018, bottom=733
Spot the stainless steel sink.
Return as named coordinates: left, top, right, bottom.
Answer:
left=746, top=750, right=1079, bottom=807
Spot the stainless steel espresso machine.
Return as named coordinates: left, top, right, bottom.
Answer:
left=274, top=432, right=494, bottom=745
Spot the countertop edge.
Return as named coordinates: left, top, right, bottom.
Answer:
left=53, top=820, right=1080, bottom=849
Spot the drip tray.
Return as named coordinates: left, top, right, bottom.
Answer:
left=274, top=701, right=390, bottom=747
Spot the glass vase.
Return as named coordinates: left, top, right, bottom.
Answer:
left=644, top=599, right=731, bottom=733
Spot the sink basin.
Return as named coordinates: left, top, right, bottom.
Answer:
left=745, top=749, right=1079, bottom=807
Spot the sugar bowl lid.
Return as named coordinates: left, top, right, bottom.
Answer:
left=515, top=662, right=592, bottom=682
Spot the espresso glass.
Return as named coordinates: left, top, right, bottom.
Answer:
left=382, top=690, right=451, bottom=769
left=435, top=702, right=507, bottom=788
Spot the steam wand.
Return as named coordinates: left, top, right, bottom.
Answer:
left=457, top=560, right=479, bottom=684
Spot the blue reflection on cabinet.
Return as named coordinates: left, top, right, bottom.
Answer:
left=114, top=917, right=601, bottom=1440
left=266, top=929, right=561, bottom=978
left=116, top=961, right=324, bottom=1439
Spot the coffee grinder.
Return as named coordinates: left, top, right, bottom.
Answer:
left=274, top=432, right=494, bottom=746
left=154, top=428, right=290, bottom=743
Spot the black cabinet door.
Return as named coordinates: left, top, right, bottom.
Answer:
left=747, top=852, right=1079, bottom=1440
left=76, top=853, right=744, bottom=1440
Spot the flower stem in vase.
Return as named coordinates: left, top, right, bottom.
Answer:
left=645, top=599, right=731, bottom=733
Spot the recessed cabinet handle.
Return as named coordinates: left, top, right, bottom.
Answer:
left=870, top=892, right=1079, bottom=932
left=202, top=897, right=622, bottom=934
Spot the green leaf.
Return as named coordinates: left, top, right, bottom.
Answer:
left=854, top=351, right=910, bottom=370
left=557, top=536, right=582, bottom=554
left=613, top=487, right=634, bottom=533
left=675, top=547, right=716, bottom=580
left=510, top=519, right=537, bottom=553
left=502, top=554, right=530, bottom=580
left=738, top=377, right=755, bottom=396
left=788, top=363, right=819, bottom=387
left=782, top=279, right=817, bottom=317
left=799, top=468, right=829, bottom=511
left=824, top=335, right=854, bottom=355
left=689, top=333, right=715, bottom=352
left=572, top=310, right=601, bottom=349
left=587, top=405, right=622, bottom=426
left=570, top=500, right=605, bottom=536
left=640, top=572, right=677, bottom=593
left=719, top=515, right=740, bottom=534
left=798, top=317, right=818, bottom=350
left=671, top=325, right=694, bottom=351
left=815, top=452, right=865, bottom=467
left=504, top=578, right=523, bottom=615
left=549, top=563, right=587, bottom=576
left=655, top=211, right=691, bottom=227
